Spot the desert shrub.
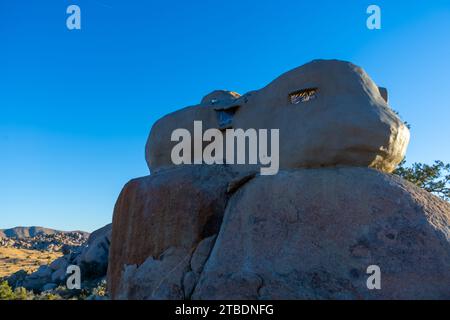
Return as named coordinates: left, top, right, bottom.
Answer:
left=91, top=279, right=107, bottom=297
left=0, top=282, right=35, bottom=300
left=34, top=292, right=62, bottom=300
left=0, top=281, right=14, bottom=300
left=13, top=287, right=33, bottom=300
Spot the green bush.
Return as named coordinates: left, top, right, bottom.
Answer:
left=91, top=280, right=107, bottom=297
left=0, top=281, right=14, bottom=300
left=13, top=287, right=31, bottom=300
left=34, top=292, right=61, bottom=300
left=0, top=281, right=37, bottom=300
left=0, top=279, right=108, bottom=300
left=395, top=160, right=450, bottom=201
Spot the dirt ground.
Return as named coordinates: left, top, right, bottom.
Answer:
left=0, top=247, right=62, bottom=278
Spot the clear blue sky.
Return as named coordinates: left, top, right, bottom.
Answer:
left=1, top=0, right=449, bottom=232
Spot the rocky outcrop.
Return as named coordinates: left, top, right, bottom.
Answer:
left=192, top=168, right=450, bottom=299
left=108, top=167, right=450, bottom=299
left=146, top=60, right=409, bottom=174
left=109, top=168, right=450, bottom=299
left=75, top=224, right=111, bottom=279
left=0, top=226, right=88, bottom=239
left=107, top=60, right=449, bottom=300
left=107, top=165, right=251, bottom=299
left=0, top=229, right=88, bottom=252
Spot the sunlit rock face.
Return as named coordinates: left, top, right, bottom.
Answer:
left=192, top=169, right=450, bottom=300
left=145, top=59, right=409, bottom=174
left=108, top=167, right=450, bottom=300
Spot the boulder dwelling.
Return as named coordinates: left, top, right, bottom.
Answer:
left=107, top=60, right=450, bottom=300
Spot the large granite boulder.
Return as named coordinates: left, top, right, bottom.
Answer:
left=146, top=60, right=409, bottom=174
left=108, top=167, right=450, bottom=299
left=193, top=168, right=450, bottom=299
left=107, top=60, right=449, bottom=300
left=107, top=165, right=248, bottom=299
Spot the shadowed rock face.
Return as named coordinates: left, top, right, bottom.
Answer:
left=146, top=59, right=410, bottom=174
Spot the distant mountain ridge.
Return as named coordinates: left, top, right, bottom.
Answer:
left=0, top=226, right=89, bottom=239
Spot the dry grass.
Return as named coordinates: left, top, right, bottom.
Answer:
left=0, top=247, right=62, bottom=278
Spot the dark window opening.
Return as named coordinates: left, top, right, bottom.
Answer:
left=214, top=105, right=240, bottom=130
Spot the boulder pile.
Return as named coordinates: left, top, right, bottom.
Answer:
left=6, top=224, right=111, bottom=294
left=0, top=230, right=88, bottom=252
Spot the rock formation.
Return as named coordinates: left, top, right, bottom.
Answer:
left=192, top=168, right=450, bottom=299
left=146, top=60, right=409, bottom=174
left=0, top=226, right=88, bottom=239
left=107, top=60, right=449, bottom=300
left=0, top=228, right=89, bottom=252
left=108, top=165, right=243, bottom=299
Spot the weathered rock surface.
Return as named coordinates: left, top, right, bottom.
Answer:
left=109, top=167, right=450, bottom=300
left=146, top=60, right=410, bottom=174
left=193, top=168, right=450, bottom=299
left=116, top=247, right=190, bottom=300
left=49, top=257, right=69, bottom=271
left=107, top=165, right=246, bottom=299
left=106, top=60, right=448, bottom=300
left=21, top=265, right=53, bottom=291
left=75, top=223, right=112, bottom=279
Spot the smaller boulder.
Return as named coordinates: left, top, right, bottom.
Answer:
left=117, top=247, right=190, bottom=300
left=22, top=267, right=52, bottom=292
left=190, top=235, right=216, bottom=274
left=51, top=267, right=67, bottom=284
left=75, top=224, right=111, bottom=279
left=49, top=257, right=69, bottom=271
left=34, top=265, right=52, bottom=278
left=6, top=269, right=28, bottom=288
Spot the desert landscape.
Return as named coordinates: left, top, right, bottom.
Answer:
left=2, top=2, right=449, bottom=308
left=0, top=226, right=109, bottom=299
left=1, top=60, right=449, bottom=301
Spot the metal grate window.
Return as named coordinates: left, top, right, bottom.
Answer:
left=289, top=88, right=318, bottom=104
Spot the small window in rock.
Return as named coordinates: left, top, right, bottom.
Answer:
left=289, top=88, right=317, bottom=104
left=215, top=105, right=240, bottom=130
